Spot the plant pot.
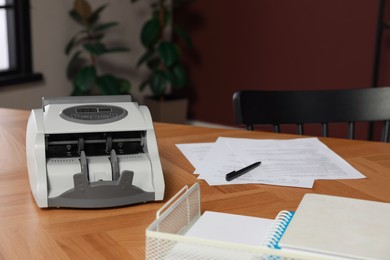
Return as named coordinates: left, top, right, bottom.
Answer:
left=143, top=97, right=188, bottom=124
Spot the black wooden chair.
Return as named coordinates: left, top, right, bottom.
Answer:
left=233, top=87, right=390, bottom=142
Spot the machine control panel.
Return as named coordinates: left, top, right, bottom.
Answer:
left=60, top=105, right=128, bottom=124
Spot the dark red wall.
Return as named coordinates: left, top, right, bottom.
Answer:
left=179, top=0, right=389, bottom=129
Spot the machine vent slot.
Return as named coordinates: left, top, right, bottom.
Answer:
left=120, top=154, right=145, bottom=160
left=45, top=131, right=145, bottom=158
left=50, top=158, right=79, bottom=163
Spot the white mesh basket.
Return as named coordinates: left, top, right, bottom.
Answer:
left=145, top=183, right=342, bottom=260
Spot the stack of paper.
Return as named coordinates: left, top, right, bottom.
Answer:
left=176, top=137, right=365, bottom=188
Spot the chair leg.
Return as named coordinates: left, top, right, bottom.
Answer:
left=382, top=120, right=389, bottom=142
left=348, top=122, right=355, bottom=139
left=273, top=124, right=280, bottom=133
left=247, top=125, right=254, bottom=131
left=321, top=123, right=329, bottom=137
left=297, top=124, right=304, bottom=135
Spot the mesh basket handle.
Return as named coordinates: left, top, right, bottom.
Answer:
left=156, top=185, right=189, bottom=218
left=156, top=183, right=200, bottom=219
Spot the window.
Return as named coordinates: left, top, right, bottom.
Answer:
left=0, top=0, right=42, bottom=86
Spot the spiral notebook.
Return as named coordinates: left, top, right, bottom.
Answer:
left=277, top=194, right=390, bottom=259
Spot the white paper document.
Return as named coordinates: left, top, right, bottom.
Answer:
left=175, top=142, right=214, bottom=169
left=185, top=211, right=274, bottom=246
left=176, top=137, right=366, bottom=188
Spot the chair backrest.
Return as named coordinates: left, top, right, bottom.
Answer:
left=233, top=87, right=390, bottom=142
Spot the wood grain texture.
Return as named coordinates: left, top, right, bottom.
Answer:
left=0, top=109, right=389, bottom=259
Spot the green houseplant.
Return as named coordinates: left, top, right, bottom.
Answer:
left=65, top=0, right=131, bottom=95
left=131, top=0, right=194, bottom=123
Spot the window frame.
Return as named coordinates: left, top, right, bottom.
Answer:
left=0, top=0, right=42, bottom=87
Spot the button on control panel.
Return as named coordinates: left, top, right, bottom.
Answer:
left=60, top=105, right=127, bottom=124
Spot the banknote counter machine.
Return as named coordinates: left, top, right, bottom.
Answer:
left=26, top=96, right=164, bottom=208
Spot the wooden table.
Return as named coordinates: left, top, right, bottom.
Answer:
left=1, top=108, right=390, bottom=259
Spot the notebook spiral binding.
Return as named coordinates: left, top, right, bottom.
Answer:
left=261, top=210, right=295, bottom=249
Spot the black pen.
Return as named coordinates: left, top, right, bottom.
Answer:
left=225, top=161, right=262, bottom=181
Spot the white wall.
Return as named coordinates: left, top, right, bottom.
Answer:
left=0, top=0, right=151, bottom=110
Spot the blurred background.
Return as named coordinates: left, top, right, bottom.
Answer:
left=0, top=0, right=389, bottom=129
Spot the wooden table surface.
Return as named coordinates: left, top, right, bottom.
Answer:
left=1, top=108, right=390, bottom=259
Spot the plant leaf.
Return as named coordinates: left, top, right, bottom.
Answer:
left=71, top=83, right=88, bottom=96
left=65, top=33, right=79, bottom=55
left=74, top=66, right=97, bottom=92
left=104, top=47, right=129, bottom=53
left=96, top=76, right=131, bottom=94
left=173, top=25, right=193, bottom=49
left=168, top=64, right=187, bottom=89
left=83, top=42, right=106, bottom=56
left=119, top=78, right=131, bottom=93
left=96, top=74, right=121, bottom=95
left=88, top=4, right=108, bottom=26
left=137, top=49, right=156, bottom=67
left=158, top=41, right=179, bottom=67
left=74, top=0, right=92, bottom=19
left=141, top=19, right=161, bottom=48
left=66, top=50, right=83, bottom=79
left=84, top=42, right=128, bottom=56
left=94, top=22, right=118, bottom=32
left=69, top=9, right=84, bottom=25
left=89, top=33, right=104, bottom=41
left=150, top=70, right=167, bottom=97
left=66, top=34, right=96, bottom=54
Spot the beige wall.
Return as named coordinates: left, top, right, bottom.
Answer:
left=0, top=0, right=151, bottom=110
